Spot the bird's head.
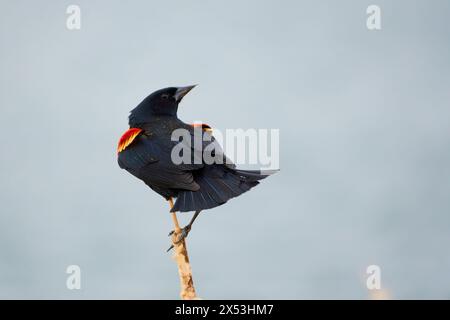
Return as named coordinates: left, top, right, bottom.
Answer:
left=129, top=85, right=196, bottom=125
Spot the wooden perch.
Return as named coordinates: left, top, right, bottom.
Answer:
left=168, top=198, right=198, bottom=300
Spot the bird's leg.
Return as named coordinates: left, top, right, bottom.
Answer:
left=168, top=211, right=200, bottom=238
left=166, top=199, right=202, bottom=252
left=187, top=210, right=201, bottom=231
left=168, top=210, right=201, bottom=240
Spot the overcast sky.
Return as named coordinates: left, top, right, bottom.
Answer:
left=1, top=0, right=449, bottom=299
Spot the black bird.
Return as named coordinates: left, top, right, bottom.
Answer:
left=117, top=86, right=274, bottom=247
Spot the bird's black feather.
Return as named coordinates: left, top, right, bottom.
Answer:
left=118, top=86, right=276, bottom=212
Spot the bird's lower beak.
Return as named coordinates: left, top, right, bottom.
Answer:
left=174, top=85, right=196, bottom=102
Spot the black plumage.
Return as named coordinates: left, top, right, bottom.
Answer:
left=118, top=86, right=272, bottom=213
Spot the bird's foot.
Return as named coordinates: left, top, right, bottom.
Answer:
left=168, top=224, right=191, bottom=240
left=166, top=225, right=191, bottom=252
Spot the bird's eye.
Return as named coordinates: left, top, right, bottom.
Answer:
left=161, top=94, right=169, bottom=100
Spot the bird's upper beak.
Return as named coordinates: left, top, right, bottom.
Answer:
left=174, top=85, right=196, bottom=102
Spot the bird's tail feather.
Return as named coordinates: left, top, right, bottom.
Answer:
left=171, top=167, right=275, bottom=212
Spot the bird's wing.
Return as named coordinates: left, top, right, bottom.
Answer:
left=118, top=133, right=200, bottom=191
left=117, top=133, right=159, bottom=171
left=185, top=124, right=236, bottom=169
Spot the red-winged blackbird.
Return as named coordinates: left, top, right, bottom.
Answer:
left=117, top=86, right=274, bottom=244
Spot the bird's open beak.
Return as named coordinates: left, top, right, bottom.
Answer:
left=174, top=85, right=196, bottom=102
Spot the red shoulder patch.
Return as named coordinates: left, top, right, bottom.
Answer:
left=117, top=128, right=142, bottom=153
left=191, top=123, right=212, bottom=132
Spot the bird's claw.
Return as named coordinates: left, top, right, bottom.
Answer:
left=166, top=225, right=192, bottom=252
left=168, top=225, right=191, bottom=241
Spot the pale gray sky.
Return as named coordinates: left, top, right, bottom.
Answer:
left=1, top=0, right=450, bottom=299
